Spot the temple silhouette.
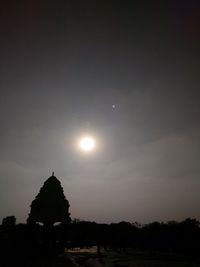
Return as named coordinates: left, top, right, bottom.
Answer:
left=27, top=172, right=71, bottom=226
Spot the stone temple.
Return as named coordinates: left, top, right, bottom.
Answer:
left=27, top=172, right=71, bottom=226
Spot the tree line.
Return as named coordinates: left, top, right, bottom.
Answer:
left=1, top=217, right=200, bottom=259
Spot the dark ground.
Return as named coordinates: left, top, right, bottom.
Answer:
left=65, top=249, right=200, bottom=267
left=2, top=250, right=200, bottom=267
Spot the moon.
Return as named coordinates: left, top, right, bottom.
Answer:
left=78, top=136, right=96, bottom=152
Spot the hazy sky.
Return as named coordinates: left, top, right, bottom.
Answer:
left=0, top=1, right=200, bottom=224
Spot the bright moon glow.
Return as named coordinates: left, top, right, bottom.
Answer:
left=79, top=136, right=96, bottom=152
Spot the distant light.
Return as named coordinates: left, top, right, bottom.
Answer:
left=112, top=104, right=115, bottom=109
left=79, top=136, right=96, bottom=152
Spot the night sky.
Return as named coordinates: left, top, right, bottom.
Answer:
left=0, top=1, right=200, bottom=224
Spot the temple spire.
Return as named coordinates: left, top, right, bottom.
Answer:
left=27, top=173, right=71, bottom=225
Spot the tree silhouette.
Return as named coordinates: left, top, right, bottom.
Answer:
left=2, top=216, right=16, bottom=226
left=27, top=173, right=71, bottom=227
